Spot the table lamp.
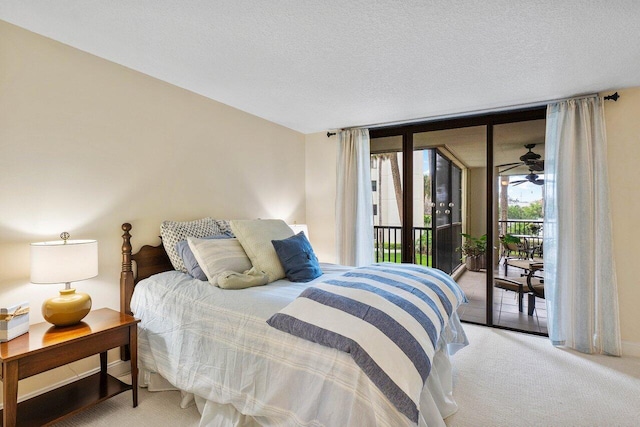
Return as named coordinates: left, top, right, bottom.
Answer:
left=30, top=232, right=98, bottom=327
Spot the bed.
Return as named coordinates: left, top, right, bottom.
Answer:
left=119, top=220, right=468, bottom=427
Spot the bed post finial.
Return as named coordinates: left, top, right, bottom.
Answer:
left=121, top=223, right=134, bottom=313
left=122, top=223, right=133, bottom=272
left=121, top=222, right=134, bottom=361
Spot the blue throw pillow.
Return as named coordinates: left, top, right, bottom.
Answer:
left=176, top=233, right=232, bottom=280
left=272, top=232, right=322, bottom=282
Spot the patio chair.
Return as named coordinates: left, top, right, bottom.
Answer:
left=526, top=263, right=545, bottom=315
left=500, top=235, right=531, bottom=276
left=500, top=235, right=527, bottom=257
left=531, top=240, right=544, bottom=258
left=494, top=276, right=528, bottom=312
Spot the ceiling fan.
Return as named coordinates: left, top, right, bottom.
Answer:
left=499, top=144, right=544, bottom=174
left=510, top=172, right=544, bottom=186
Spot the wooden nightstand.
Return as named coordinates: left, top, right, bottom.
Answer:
left=0, top=308, right=139, bottom=427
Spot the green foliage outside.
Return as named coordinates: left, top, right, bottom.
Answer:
left=501, top=200, right=543, bottom=235
left=504, top=222, right=543, bottom=236
left=505, top=200, right=543, bottom=219
left=378, top=242, right=402, bottom=250
left=424, top=174, right=432, bottom=206
left=416, top=231, right=432, bottom=255
left=413, top=255, right=431, bottom=266
left=501, top=234, right=521, bottom=244
left=377, top=251, right=402, bottom=263
left=376, top=250, right=432, bottom=267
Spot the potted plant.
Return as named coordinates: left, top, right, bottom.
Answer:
left=501, top=233, right=521, bottom=245
left=499, top=233, right=524, bottom=259
left=527, top=222, right=542, bottom=236
left=458, top=233, right=487, bottom=272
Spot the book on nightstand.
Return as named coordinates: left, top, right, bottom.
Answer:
left=0, top=301, right=30, bottom=342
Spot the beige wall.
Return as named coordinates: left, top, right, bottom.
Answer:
left=0, top=20, right=306, bottom=396
left=0, top=20, right=306, bottom=319
left=604, top=87, right=640, bottom=348
left=306, top=92, right=640, bottom=354
left=305, top=132, right=337, bottom=263
left=466, top=167, right=487, bottom=238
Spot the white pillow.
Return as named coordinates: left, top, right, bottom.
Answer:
left=230, top=219, right=294, bottom=283
left=187, top=237, right=252, bottom=286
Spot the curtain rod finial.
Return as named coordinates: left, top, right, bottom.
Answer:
left=327, top=131, right=336, bottom=138
left=604, top=92, right=620, bottom=102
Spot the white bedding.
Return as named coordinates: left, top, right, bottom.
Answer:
left=131, top=263, right=468, bottom=427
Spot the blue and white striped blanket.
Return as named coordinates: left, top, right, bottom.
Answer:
left=267, top=263, right=467, bottom=423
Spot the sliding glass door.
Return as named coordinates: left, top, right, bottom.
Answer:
left=413, top=126, right=487, bottom=324
left=370, top=108, right=548, bottom=334
left=493, top=119, right=548, bottom=334
left=371, top=134, right=466, bottom=275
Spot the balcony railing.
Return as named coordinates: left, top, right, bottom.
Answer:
left=498, top=219, right=543, bottom=237
left=373, top=226, right=433, bottom=266
left=374, top=221, right=542, bottom=269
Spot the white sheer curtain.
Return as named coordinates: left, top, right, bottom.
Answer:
left=544, top=95, right=622, bottom=355
left=335, top=129, right=374, bottom=266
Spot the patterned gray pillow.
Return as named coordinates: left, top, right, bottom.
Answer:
left=215, top=219, right=234, bottom=237
left=160, top=218, right=223, bottom=272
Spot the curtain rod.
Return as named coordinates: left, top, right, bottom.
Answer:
left=326, top=92, right=620, bottom=137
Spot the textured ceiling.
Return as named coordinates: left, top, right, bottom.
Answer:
left=2, top=1, right=640, bottom=133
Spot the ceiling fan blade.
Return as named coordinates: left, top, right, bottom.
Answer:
left=526, top=159, right=545, bottom=172
left=499, top=163, right=523, bottom=173
left=533, top=179, right=544, bottom=185
left=511, top=180, right=527, bottom=186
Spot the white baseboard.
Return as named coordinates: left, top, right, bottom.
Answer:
left=622, top=340, right=640, bottom=358
left=451, top=265, right=466, bottom=281
left=107, top=359, right=133, bottom=378
left=0, top=359, right=131, bottom=410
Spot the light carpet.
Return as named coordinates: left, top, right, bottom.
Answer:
left=445, top=324, right=640, bottom=427
left=53, top=386, right=201, bottom=426
left=53, top=324, right=640, bottom=426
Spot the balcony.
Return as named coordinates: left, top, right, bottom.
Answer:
left=498, top=219, right=543, bottom=237
left=374, top=220, right=542, bottom=265
left=373, top=225, right=433, bottom=266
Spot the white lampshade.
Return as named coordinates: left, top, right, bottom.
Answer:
left=31, top=239, right=98, bottom=285
left=288, top=224, right=309, bottom=240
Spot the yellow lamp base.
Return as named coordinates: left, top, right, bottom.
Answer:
left=42, top=288, right=92, bottom=327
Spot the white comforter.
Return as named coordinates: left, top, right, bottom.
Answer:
left=131, top=264, right=468, bottom=427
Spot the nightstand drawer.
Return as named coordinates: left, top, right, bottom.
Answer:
left=18, top=327, right=130, bottom=379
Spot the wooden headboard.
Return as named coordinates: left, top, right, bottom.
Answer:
left=120, top=223, right=173, bottom=360
left=120, top=223, right=172, bottom=317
